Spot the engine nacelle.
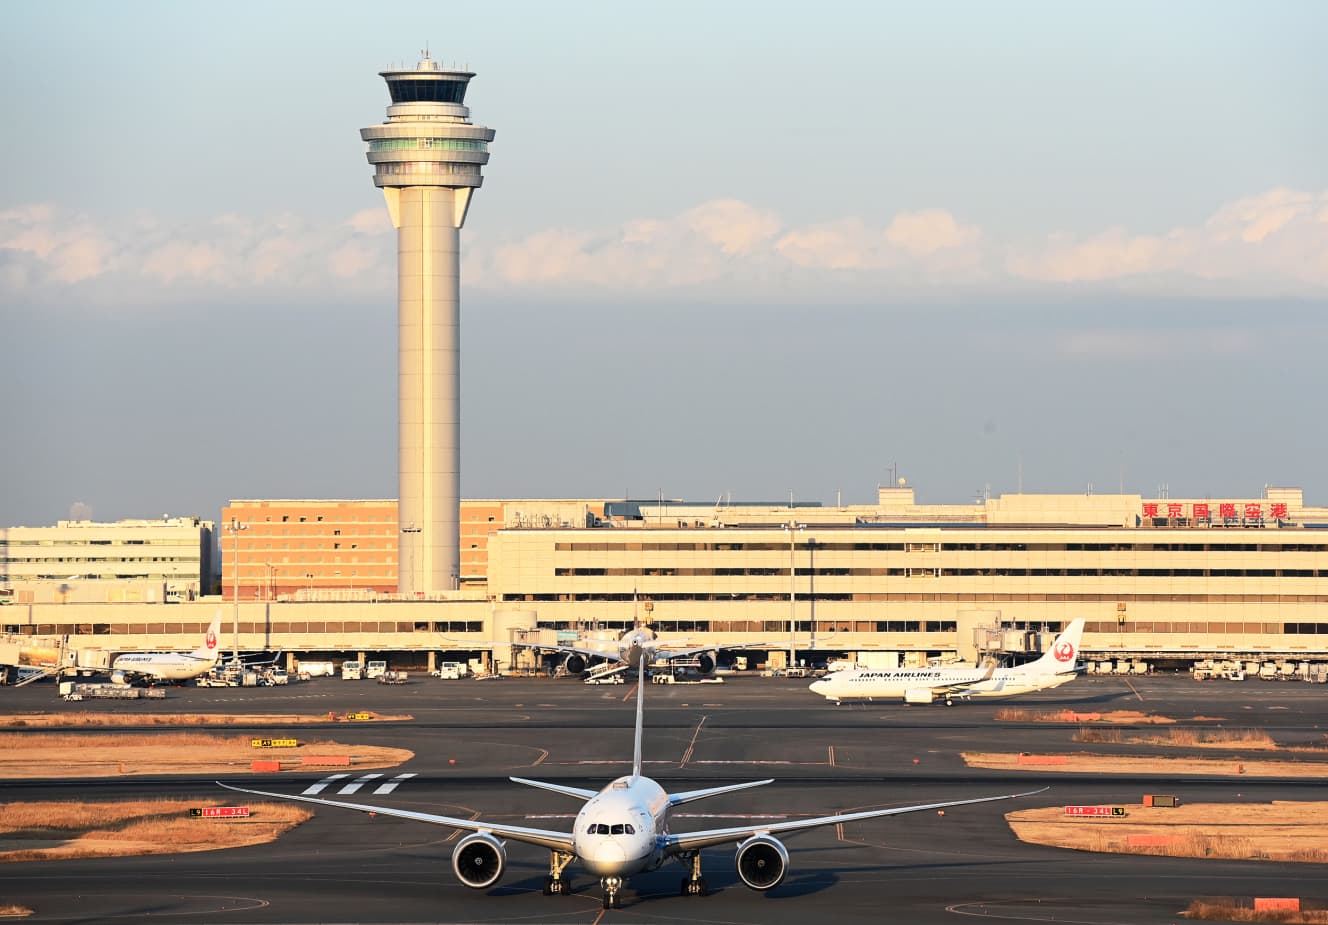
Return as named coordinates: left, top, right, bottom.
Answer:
left=452, top=832, right=506, bottom=889
left=563, top=654, right=587, bottom=675
left=735, top=834, right=789, bottom=890
left=696, top=651, right=716, bottom=675
left=110, top=670, right=128, bottom=686
left=904, top=687, right=936, bottom=704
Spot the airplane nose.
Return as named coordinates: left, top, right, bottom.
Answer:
left=584, top=840, right=628, bottom=875
left=808, top=680, right=826, bottom=694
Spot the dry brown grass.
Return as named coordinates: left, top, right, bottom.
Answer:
left=0, top=799, right=311, bottom=863
left=0, top=731, right=413, bottom=778
left=964, top=751, right=1328, bottom=777
left=0, top=712, right=411, bottom=729
left=1184, top=898, right=1328, bottom=923
left=1074, top=726, right=1278, bottom=749
left=1008, top=801, right=1328, bottom=864
left=993, top=707, right=1221, bottom=724
left=0, top=905, right=33, bottom=918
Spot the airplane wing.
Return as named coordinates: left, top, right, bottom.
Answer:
left=923, top=661, right=1001, bottom=698
left=507, top=641, right=618, bottom=662
left=654, top=644, right=744, bottom=661
left=665, top=787, right=1047, bottom=853
left=217, top=782, right=576, bottom=852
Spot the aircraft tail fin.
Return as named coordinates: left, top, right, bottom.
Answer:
left=1033, top=618, right=1084, bottom=673
left=191, top=609, right=223, bottom=663
left=631, top=668, right=645, bottom=779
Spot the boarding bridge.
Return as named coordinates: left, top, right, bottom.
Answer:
left=0, top=633, right=66, bottom=685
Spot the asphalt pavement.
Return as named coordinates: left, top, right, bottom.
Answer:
left=1, top=672, right=1325, bottom=923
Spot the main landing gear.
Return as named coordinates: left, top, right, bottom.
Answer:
left=542, top=849, right=573, bottom=896
left=679, top=851, right=708, bottom=896
left=600, top=876, right=624, bottom=909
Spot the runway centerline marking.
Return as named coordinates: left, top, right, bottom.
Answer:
left=679, top=715, right=709, bottom=768
left=303, top=774, right=349, bottom=795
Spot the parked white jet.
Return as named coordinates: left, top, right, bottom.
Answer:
left=808, top=618, right=1085, bottom=705
left=513, top=624, right=745, bottom=677
left=109, top=611, right=223, bottom=685
left=221, top=675, right=1045, bottom=908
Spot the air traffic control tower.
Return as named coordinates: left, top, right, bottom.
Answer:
left=361, top=52, right=495, bottom=595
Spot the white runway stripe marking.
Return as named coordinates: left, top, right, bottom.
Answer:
left=303, top=774, right=349, bottom=795
left=338, top=773, right=384, bottom=794
left=373, top=772, right=417, bottom=794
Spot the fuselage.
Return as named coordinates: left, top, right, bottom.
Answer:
left=110, top=652, right=217, bottom=682
left=808, top=665, right=1074, bottom=702
left=616, top=630, right=660, bottom=669
left=572, top=775, right=670, bottom=876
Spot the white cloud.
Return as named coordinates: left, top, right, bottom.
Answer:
left=1010, top=189, right=1328, bottom=291
left=885, top=209, right=982, bottom=257
left=2, top=189, right=1325, bottom=305
left=682, top=199, right=781, bottom=256
left=346, top=208, right=392, bottom=235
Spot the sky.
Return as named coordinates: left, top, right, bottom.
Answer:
left=2, top=0, right=1327, bottom=527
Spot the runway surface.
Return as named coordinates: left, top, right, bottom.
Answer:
left=2, top=673, right=1326, bottom=923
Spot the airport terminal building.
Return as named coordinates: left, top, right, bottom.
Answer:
left=5, top=483, right=1328, bottom=672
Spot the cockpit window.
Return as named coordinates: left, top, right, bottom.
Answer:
left=589, top=822, right=635, bottom=835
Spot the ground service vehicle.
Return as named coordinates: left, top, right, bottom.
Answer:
left=341, top=661, right=363, bottom=680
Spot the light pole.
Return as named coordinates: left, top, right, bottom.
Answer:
left=225, top=517, right=247, bottom=664
left=786, top=521, right=802, bottom=671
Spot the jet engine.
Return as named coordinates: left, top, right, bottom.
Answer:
left=695, top=651, right=716, bottom=675
left=563, top=654, right=587, bottom=675
left=904, top=687, right=936, bottom=704
left=110, top=670, right=128, bottom=686
left=735, top=834, right=789, bottom=890
left=452, top=832, right=506, bottom=889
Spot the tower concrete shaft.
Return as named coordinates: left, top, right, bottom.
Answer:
left=361, top=52, right=494, bottom=595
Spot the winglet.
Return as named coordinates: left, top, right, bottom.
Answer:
left=631, top=668, right=646, bottom=779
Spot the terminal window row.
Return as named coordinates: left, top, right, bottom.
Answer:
left=554, top=541, right=1328, bottom=554
left=10, top=619, right=1328, bottom=638
left=554, top=566, right=1327, bottom=579
left=504, top=591, right=1328, bottom=604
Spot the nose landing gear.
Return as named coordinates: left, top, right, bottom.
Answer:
left=600, top=876, right=624, bottom=909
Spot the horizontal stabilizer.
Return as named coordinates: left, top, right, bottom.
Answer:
left=669, top=778, right=774, bottom=806
left=508, top=777, right=598, bottom=801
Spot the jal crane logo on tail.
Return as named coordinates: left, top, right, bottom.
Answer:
left=1053, top=641, right=1075, bottom=662
left=206, top=631, right=218, bottom=650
